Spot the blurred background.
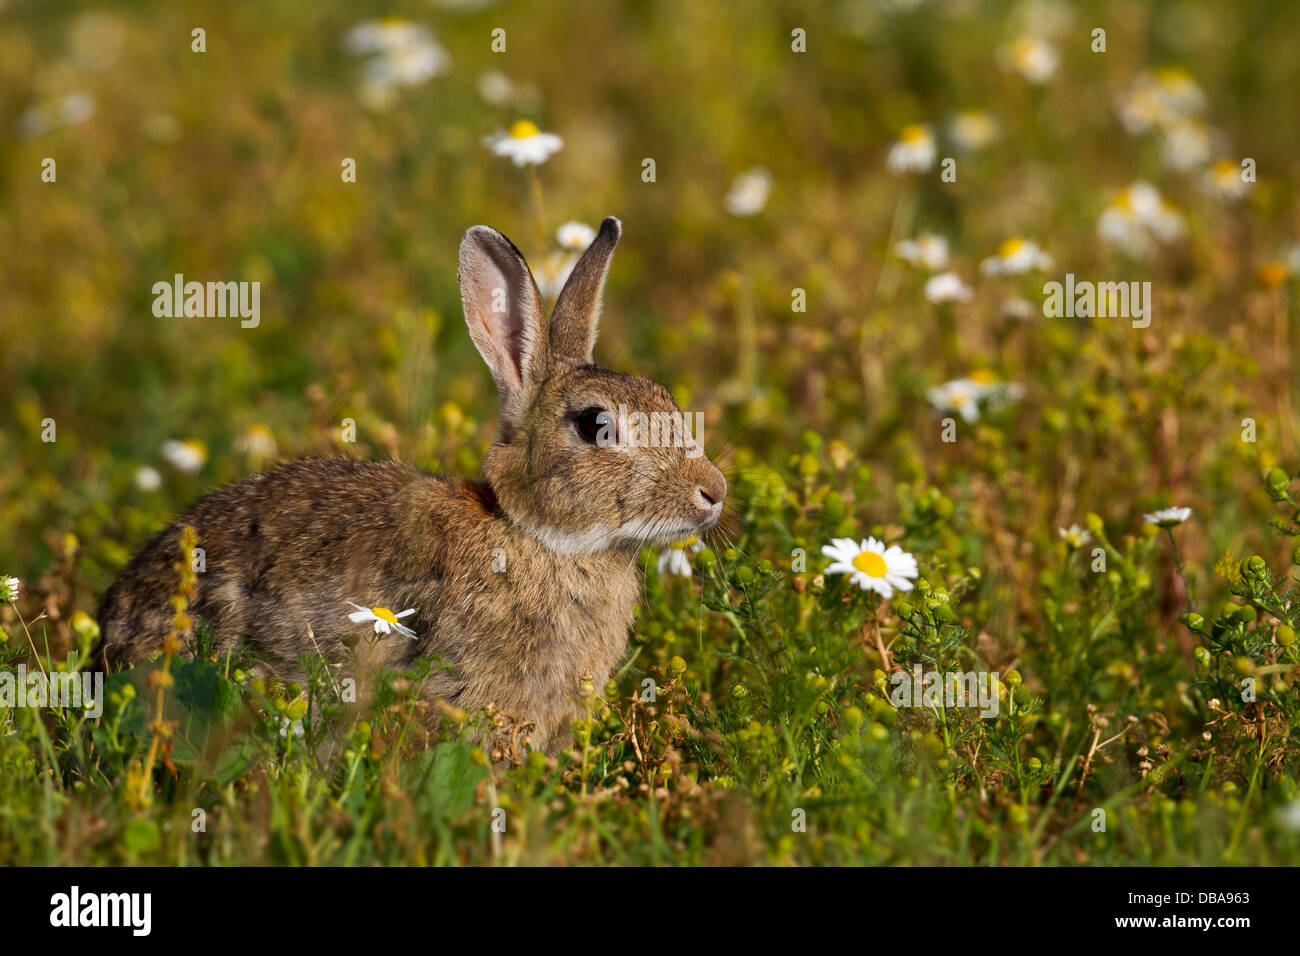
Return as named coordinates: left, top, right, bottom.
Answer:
left=3, top=0, right=1300, bottom=638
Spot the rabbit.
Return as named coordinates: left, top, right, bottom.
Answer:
left=97, top=217, right=728, bottom=754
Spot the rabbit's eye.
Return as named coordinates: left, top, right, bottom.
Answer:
left=573, top=407, right=613, bottom=445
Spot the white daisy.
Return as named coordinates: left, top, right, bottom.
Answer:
left=1000, top=36, right=1058, bottom=84
left=15, top=91, right=95, bottom=139
left=484, top=120, right=563, bottom=166
left=346, top=602, right=418, bottom=639
left=134, top=466, right=162, bottom=492
left=928, top=371, right=1022, bottom=423
left=476, top=70, right=516, bottom=106
left=1204, top=159, right=1251, bottom=200
left=895, top=234, right=949, bottom=270
left=979, top=237, right=1053, bottom=275
left=0, top=576, right=19, bottom=605
left=556, top=221, right=597, bottom=250
left=532, top=250, right=580, bottom=300
left=924, top=271, right=973, bottom=304
left=344, top=18, right=431, bottom=55
left=657, top=536, right=703, bottom=578
left=237, top=424, right=277, bottom=461
left=161, top=439, right=207, bottom=474
left=1143, top=506, right=1192, bottom=527
left=822, top=537, right=920, bottom=599
left=1116, top=67, right=1205, bottom=135
left=345, top=19, right=449, bottom=110
left=1098, top=182, right=1185, bottom=258
left=724, top=167, right=773, bottom=217
left=949, top=110, right=1000, bottom=152
left=1278, top=798, right=1300, bottom=832
left=1160, top=119, right=1212, bottom=171
left=886, top=125, right=936, bottom=175
left=1058, top=524, right=1091, bottom=548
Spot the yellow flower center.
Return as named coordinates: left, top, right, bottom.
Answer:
left=1212, top=159, right=1237, bottom=180
left=371, top=607, right=400, bottom=624
left=669, top=535, right=698, bottom=550
left=998, top=237, right=1026, bottom=258
left=1259, top=262, right=1288, bottom=289
left=968, top=368, right=998, bottom=385
left=899, top=124, right=928, bottom=144
left=510, top=120, right=540, bottom=139
left=852, top=551, right=888, bottom=578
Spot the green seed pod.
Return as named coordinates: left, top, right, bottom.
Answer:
left=1233, top=604, right=1257, bottom=624
left=1185, top=612, right=1205, bottom=631
left=669, top=656, right=687, bottom=677
left=735, top=566, right=755, bottom=586
left=1266, top=467, right=1289, bottom=497
left=696, top=548, right=717, bottom=570
left=1005, top=669, right=1023, bottom=688
left=1246, top=555, right=1267, bottom=577
left=1277, top=625, right=1296, bottom=647
left=896, top=600, right=914, bottom=618
left=844, top=706, right=864, bottom=729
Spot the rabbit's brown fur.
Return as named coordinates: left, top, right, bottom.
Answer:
left=97, top=218, right=727, bottom=753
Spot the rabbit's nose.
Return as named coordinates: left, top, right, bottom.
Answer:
left=695, top=472, right=728, bottom=510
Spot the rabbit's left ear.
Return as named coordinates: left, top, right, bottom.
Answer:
left=550, top=217, right=621, bottom=365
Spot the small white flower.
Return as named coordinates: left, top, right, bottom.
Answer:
left=279, top=717, right=306, bottom=739
left=344, top=19, right=430, bottom=55
left=161, top=439, right=207, bottom=474
left=532, top=250, right=580, bottom=300
left=476, top=70, right=515, bottom=106
left=979, top=237, right=1053, bottom=275
left=949, top=110, right=1000, bottom=152
left=1098, top=182, right=1185, bottom=258
left=1058, top=524, right=1092, bottom=548
left=345, top=19, right=450, bottom=111
left=1143, top=506, right=1192, bottom=527
left=237, top=424, right=277, bottom=461
left=1000, top=36, right=1058, bottom=83
left=1204, top=159, right=1251, bottom=200
left=1160, top=119, right=1212, bottom=171
left=347, top=602, right=418, bottom=639
left=895, top=234, right=949, bottom=270
left=556, top=221, right=597, bottom=250
left=724, top=167, right=772, bottom=217
left=657, top=536, right=703, bottom=578
left=134, top=466, right=162, bottom=492
left=484, top=120, right=563, bottom=166
left=1278, top=798, right=1300, bottom=832
left=928, top=371, right=1022, bottom=423
left=886, top=125, right=936, bottom=175
left=1117, top=68, right=1206, bottom=135
left=1, top=576, right=20, bottom=605
left=822, top=537, right=919, bottom=599
left=15, top=91, right=95, bottom=139
left=924, top=271, right=973, bottom=304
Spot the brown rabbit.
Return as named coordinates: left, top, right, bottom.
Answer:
left=97, top=217, right=727, bottom=753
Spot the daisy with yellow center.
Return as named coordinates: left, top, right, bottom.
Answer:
left=658, top=535, right=702, bottom=578
left=1098, top=182, right=1185, bottom=258
left=1000, top=36, right=1058, bottom=84
left=347, top=602, right=418, bottom=639
left=979, top=237, right=1053, bottom=275
left=484, top=120, right=563, bottom=166
left=1117, top=68, right=1205, bottom=134
left=161, top=438, right=208, bottom=474
left=949, top=110, right=1000, bottom=152
left=886, top=124, right=936, bottom=175
left=924, top=271, right=972, bottom=304
left=895, top=233, right=949, bottom=270
left=1058, top=524, right=1091, bottom=549
left=822, top=537, right=919, bottom=599
left=927, top=370, right=1022, bottom=423
left=1205, top=159, right=1250, bottom=200
left=556, top=221, right=596, bottom=250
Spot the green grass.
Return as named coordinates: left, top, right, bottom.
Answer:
left=2, top=0, right=1300, bottom=865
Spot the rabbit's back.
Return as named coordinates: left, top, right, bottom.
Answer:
left=97, top=458, right=452, bottom=671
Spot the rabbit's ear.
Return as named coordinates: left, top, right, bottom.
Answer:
left=459, top=225, right=550, bottom=425
left=550, top=216, right=621, bottom=365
